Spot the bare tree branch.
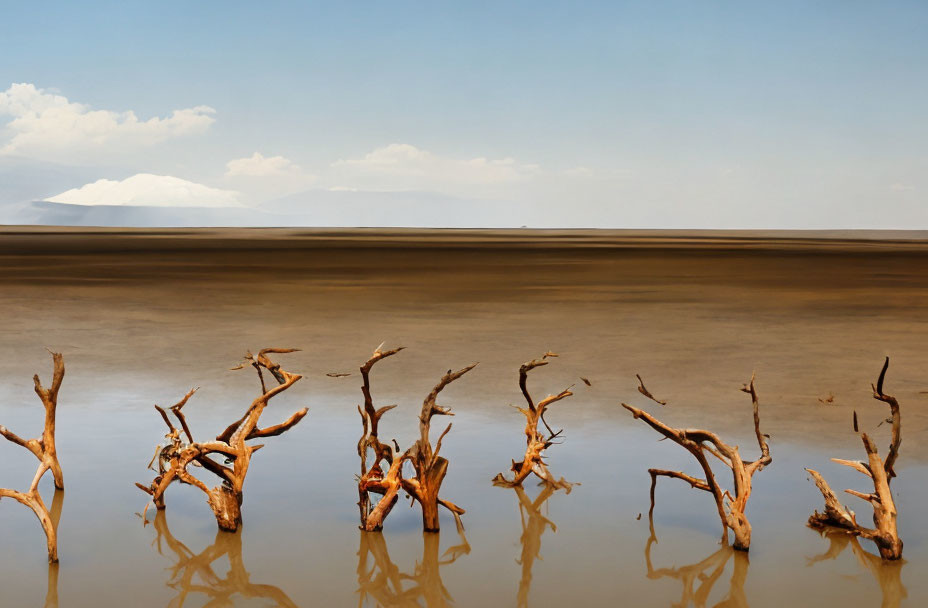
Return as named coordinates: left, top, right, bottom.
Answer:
left=622, top=373, right=771, bottom=552
left=138, top=349, right=307, bottom=532
left=807, top=358, right=903, bottom=560
left=494, top=356, right=577, bottom=493
left=1, top=351, right=66, bottom=562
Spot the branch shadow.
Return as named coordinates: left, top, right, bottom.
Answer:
left=643, top=517, right=749, bottom=608
left=807, top=529, right=907, bottom=608
left=146, top=509, right=298, bottom=607
left=512, top=484, right=561, bottom=608
left=44, top=489, right=63, bottom=608
left=356, top=522, right=471, bottom=607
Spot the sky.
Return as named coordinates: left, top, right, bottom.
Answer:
left=1, top=1, right=927, bottom=228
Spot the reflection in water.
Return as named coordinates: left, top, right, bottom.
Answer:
left=513, top=485, right=559, bottom=608
left=44, top=490, right=63, bottom=608
left=644, top=520, right=749, bottom=608
left=808, top=530, right=907, bottom=608
left=147, top=510, right=297, bottom=607
left=356, top=525, right=471, bottom=607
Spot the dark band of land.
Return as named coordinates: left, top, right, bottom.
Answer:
left=2, top=227, right=928, bottom=254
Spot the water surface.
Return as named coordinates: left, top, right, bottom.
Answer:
left=1, top=228, right=927, bottom=607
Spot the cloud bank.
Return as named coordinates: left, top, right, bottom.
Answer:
left=225, top=152, right=302, bottom=177
left=0, top=83, right=215, bottom=162
left=330, top=143, right=540, bottom=193
left=46, top=174, right=241, bottom=208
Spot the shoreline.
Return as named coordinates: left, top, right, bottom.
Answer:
left=3, top=226, right=928, bottom=253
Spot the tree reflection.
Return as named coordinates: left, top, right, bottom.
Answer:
left=643, top=520, right=749, bottom=608
left=44, top=489, right=63, bottom=608
left=807, top=529, right=907, bottom=608
left=512, top=484, right=559, bottom=608
left=356, top=523, right=471, bottom=607
left=147, top=510, right=297, bottom=607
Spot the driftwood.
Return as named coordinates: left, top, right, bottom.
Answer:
left=137, top=348, right=307, bottom=531
left=148, top=509, right=298, bottom=607
left=355, top=344, right=475, bottom=532
left=356, top=345, right=406, bottom=531
left=407, top=364, right=476, bottom=531
left=807, top=528, right=906, bottom=608
left=492, top=356, right=574, bottom=492
left=0, top=351, right=66, bottom=563
left=806, top=357, right=903, bottom=560
left=622, top=373, right=772, bottom=551
left=514, top=485, right=558, bottom=608
left=356, top=524, right=470, bottom=607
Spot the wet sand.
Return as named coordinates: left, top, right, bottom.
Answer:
left=1, top=228, right=927, bottom=606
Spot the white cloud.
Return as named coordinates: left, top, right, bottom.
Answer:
left=225, top=152, right=302, bottom=177
left=890, top=183, right=915, bottom=192
left=563, top=166, right=594, bottom=178
left=46, top=174, right=242, bottom=208
left=0, top=83, right=215, bottom=162
left=330, top=143, right=540, bottom=193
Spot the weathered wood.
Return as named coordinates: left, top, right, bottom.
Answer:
left=622, top=372, right=771, bottom=551
left=806, top=357, right=903, bottom=560
left=404, top=364, right=476, bottom=532
left=355, top=344, right=405, bottom=531
left=355, top=345, right=475, bottom=532
left=493, top=356, right=575, bottom=492
left=138, top=349, right=307, bottom=532
left=0, top=351, right=66, bottom=563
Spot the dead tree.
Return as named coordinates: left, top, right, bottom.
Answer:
left=806, top=357, right=903, bottom=560
left=356, top=345, right=406, bottom=531
left=354, top=344, right=475, bottom=533
left=621, top=373, right=772, bottom=552
left=404, top=365, right=475, bottom=532
left=0, top=351, right=65, bottom=563
left=137, top=348, right=308, bottom=532
left=492, top=356, right=574, bottom=492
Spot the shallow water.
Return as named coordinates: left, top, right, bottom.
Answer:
left=1, top=229, right=928, bottom=607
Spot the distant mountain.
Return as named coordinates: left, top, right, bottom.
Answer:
left=0, top=157, right=103, bottom=222
left=16, top=200, right=279, bottom=227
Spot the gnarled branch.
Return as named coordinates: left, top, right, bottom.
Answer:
left=0, top=351, right=66, bottom=562
left=622, top=373, right=771, bottom=552
left=138, top=349, right=307, bottom=532
left=406, top=364, right=477, bottom=532
left=806, top=357, right=903, bottom=560
left=493, top=356, right=576, bottom=492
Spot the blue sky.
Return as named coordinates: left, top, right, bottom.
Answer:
left=1, top=1, right=926, bottom=227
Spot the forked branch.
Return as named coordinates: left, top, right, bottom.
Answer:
left=807, top=357, right=903, bottom=560
left=622, top=372, right=771, bottom=552
left=356, top=344, right=406, bottom=531
left=138, top=348, right=307, bottom=532
left=404, top=364, right=477, bottom=532
left=355, top=346, right=476, bottom=533
left=493, top=356, right=575, bottom=492
left=0, top=351, right=66, bottom=563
